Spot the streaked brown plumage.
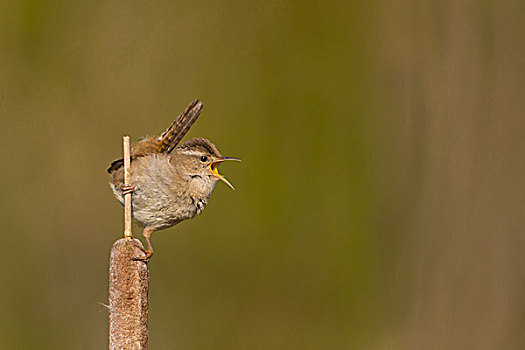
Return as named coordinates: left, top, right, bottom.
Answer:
left=107, top=98, right=203, bottom=174
left=108, top=99, right=239, bottom=261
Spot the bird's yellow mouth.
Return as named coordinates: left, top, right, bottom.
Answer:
left=209, top=157, right=240, bottom=190
left=210, top=160, right=234, bottom=190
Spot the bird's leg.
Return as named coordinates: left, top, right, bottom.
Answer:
left=133, top=227, right=154, bottom=261
left=120, top=184, right=136, bottom=195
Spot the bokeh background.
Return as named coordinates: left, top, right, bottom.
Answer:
left=1, top=0, right=524, bottom=349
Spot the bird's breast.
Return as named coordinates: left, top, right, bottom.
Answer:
left=115, top=154, right=216, bottom=231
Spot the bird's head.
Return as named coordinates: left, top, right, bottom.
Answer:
left=176, top=138, right=240, bottom=189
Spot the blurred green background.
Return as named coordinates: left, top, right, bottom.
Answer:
left=1, top=0, right=524, bottom=349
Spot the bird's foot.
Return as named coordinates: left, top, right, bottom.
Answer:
left=120, top=184, right=136, bottom=195
left=132, top=246, right=153, bottom=262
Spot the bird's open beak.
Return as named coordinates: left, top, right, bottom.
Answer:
left=209, top=157, right=241, bottom=190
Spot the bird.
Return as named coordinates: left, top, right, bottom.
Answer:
left=108, top=99, right=239, bottom=261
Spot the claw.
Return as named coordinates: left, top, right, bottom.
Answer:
left=132, top=227, right=154, bottom=262
left=132, top=250, right=153, bottom=262
left=121, top=184, right=136, bottom=195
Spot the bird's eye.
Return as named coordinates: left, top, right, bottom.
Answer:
left=200, top=156, right=208, bottom=162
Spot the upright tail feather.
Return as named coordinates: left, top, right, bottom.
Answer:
left=157, top=98, right=203, bottom=154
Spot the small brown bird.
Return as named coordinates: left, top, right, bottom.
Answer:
left=108, top=99, right=239, bottom=260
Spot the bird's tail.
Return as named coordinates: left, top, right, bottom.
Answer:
left=157, top=98, right=203, bottom=154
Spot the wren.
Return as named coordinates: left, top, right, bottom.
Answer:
left=108, top=99, right=239, bottom=260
